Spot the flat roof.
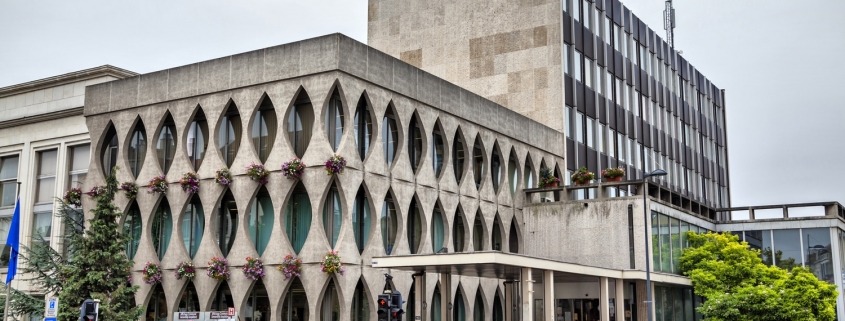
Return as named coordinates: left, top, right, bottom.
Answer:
left=371, top=252, right=690, bottom=285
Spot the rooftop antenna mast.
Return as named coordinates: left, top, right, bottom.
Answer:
left=664, top=0, right=676, bottom=48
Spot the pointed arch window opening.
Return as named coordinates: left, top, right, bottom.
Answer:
left=407, top=198, right=422, bottom=254
left=325, top=90, right=345, bottom=152
left=218, top=104, right=242, bottom=167
left=473, top=290, right=485, bottom=321
left=281, top=278, right=309, bottom=321
left=218, top=192, right=238, bottom=257
left=128, top=123, right=147, bottom=177
left=453, top=130, right=466, bottom=183
left=352, top=188, right=372, bottom=253
left=187, top=109, right=209, bottom=170
left=508, top=220, right=520, bottom=254
left=321, top=280, right=340, bottom=321
left=157, top=115, right=177, bottom=173
left=383, top=106, right=399, bottom=166
left=152, top=200, right=173, bottom=260
left=146, top=285, right=168, bottom=321
left=178, top=282, right=201, bottom=312
left=472, top=213, right=485, bottom=251
left=351, top=279, right=370, bottom=321
left=211, top=281, right=234, bottom=311
left=453, top=288, right=467, bottom=321
left=408, top=114, right=423, bottom=172
left=249, top=189, right=274, bottom=256
left=288, top=92, right=314, bottom=158
left=101, top=126, right=119, bottom=176
left=432, top=123, right=445, bottom=178
left=323, top=184, right=343, bottom=248
left=381, top=194, right=398, bottom=255
left=182, top=197, right=205, bottom=258
left=123, top=204, right=142, bottom=259
left=246, top=280, right=271, bottom=321
left=431, top=285, right=442, bottom=321
left=508, top=151, right=519, bottom=195
left=354, top=94, right=373, bottom=160
left=492, top=215, right=503, bottom=251
left=525, top=157, right=536, bottom=189
left=431, top=204, right=445, bottom=253
left=492, top=291, right=505, bottom=321
left=491, top=144, right=503, bottom=193
left=285, top=184, right=312, bottom=254
left=251, top=96, right=277, bottom=163
left=472, top=137, right=485, bottom=189
left=453, top=208, right=466, bottom=253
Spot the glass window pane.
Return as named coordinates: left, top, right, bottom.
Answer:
left=323, top=186, right=342, bottom=248
left=803, top=228, right=833, bottom=283
left=69, top=145, right=90, bottom=172
left=431, top=207, right=445, bottom=252
left=285, top=185, right=311, bottom=254
left=772, top=229, right=801, bottom=270
left=128, top=125, right=147, bottom=177
left=352, top=189, right=371, bottom=253
left=354, top=96, right=372, bottom=159
left=381, top=195, right=397, bottom=255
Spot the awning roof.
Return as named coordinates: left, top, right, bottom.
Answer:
left=371, top=252, right=690, bottom=285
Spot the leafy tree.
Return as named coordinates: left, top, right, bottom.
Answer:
left=680, top=232, right=837, bottom=321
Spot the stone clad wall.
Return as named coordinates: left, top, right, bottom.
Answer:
left=83, top=35, right=564, bottom=321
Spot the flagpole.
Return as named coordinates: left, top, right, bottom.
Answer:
left=3, top=182, right=20, bottom=321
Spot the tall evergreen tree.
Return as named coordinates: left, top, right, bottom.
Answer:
left=55, top=170, right=140, bottom=321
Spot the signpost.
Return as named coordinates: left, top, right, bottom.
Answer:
left=44, top=297, right=58, bottom=321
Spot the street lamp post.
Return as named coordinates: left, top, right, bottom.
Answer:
left=642, top=169, right=667, bottom=321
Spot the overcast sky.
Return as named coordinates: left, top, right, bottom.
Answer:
left=2, top=1, right=843, bottom=207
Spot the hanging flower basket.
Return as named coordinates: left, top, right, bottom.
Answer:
left=179, top=172, right=200, bottom=194
left=175, top=261, right=196, bottom=280
left=147, top=175, right=168, bottom=194
left=207, top=257, right=230, bottom=281
left=246, top=163, right=270, bottom=185
left=282, top=158, right=306, bottom=180
left=120, top=182, right=138, bottom=199
left=570, top=167, right=596, bottom=185
left=215, top=168, right=233, bottom=187
left=85, top=186, right=106, bottom=198
left=142, top=262, right=163, bottom=285
left=320, top=250, right=345, bottom=276
left=278, top=254, right=302, bottom=280
left=601, top=167, right=625, bottom=182
left=242, top=257, right=265, bottom=281
left=538, top=168, right=560, bottom=188
left=63, top=187, right=82, bottom=207
left=324, top=155, right=347, bottom=175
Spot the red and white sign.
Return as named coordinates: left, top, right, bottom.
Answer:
left=228, top=307, right=235, bottom=316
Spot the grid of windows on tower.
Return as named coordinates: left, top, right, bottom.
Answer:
left=562, top=0, right=729, bottom=208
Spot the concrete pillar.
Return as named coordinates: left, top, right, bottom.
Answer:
left=600, top=277, right=610, bottom=321
left=615, top=279, right=626, bottom=321
left=522, top=268, right=533, bottom=321
left=441, top=274, right=450, bottom=321
left=544, top=270, right=554, bottom=321
left=635, top=280, right=648, bottom=321
left=505, top=282, right=514, bottom=321
left=414, top=273, right=425, bottom=321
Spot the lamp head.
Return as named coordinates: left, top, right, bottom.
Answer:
left=645, top=169, right=667, bottom=178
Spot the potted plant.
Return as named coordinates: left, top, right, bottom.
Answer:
left=570, top=167, right=596, bottom=185
left=120, top=182, right=138, bottom=199
left=282, top=158, right=306, bottom=180
left=207, top=257, right=230, bottom=281
left=246, top=163, right=270, bottom=185
left=179, top=172, right=200, bottom=194
left=278, top=254, right=302, bottom=280
left=538, top=167, right=560, bottom=188
left=324, top=155, right=346, bottom=175
left=241, top=257, right=265, bottom=281
left=175, top=261, right=196, bottom=280
left=320, top=250, right=345, bottom=276
left=142, top=262, right=163, bottom=285
left=215, top=168, right=233, bottom=186
left=601, top=167, right=625, bottom=182
left=63, top=187, right=82, bottom=207
left=85, top=186, right=106, bottom=198
left=147, top=175, right=168, bottom=194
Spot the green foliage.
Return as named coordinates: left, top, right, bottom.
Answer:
left=680, top=232, right=837, bottom=321
left=55, top=169, right=141, bottom=321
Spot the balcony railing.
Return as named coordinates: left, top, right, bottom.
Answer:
left=715, top=202, right=845, bottom=222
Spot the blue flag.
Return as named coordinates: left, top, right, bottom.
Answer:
left=5, top=198, right=20, bottom=284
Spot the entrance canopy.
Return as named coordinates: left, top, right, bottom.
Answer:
left=371, top=251, right=690, bottom=285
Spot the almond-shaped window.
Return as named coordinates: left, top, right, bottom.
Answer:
left=281, top=278, right=308, bottom=321
left=211, top=281, right=234, bottom=311
left=408, top=113, right=423, bottom=172
left=246, top=280, right=270, bottom=321
left=354, top=94, right=373, bottom=159
left=408, top=198, right=422, bottom=254
left=187, top=108, right=209, bottom=170
left=524, top=155, right=535, bottom=188
left=491, top=143, right=503, bottom=192
left=472, top=212, right=485, bottom=251
left=156, top=114, right=177, bottom=173
left=218, top=101, right=241, bottom=167
left=453, top=288, right=466, bottom=321
left=321, top=280, right=340, bottom=321
left=217, top=191, right=238, bottom=257
left=493, top=291, right=505, bottom=321
left=249, top=188, right=274, bottom=256
left=453, top=208, right=466, bottom=252
left=325, top=90, right=344, bottom=152
left=285, top=183, right=312, bottom=254
left=431, top=285, right=442, bottom=321
left=508, top=220, right=520, bottom=253
left=473, top=290, right=485, bottom=321
left=508, top=149, right=519, bottom=195
left=381, top=193, right=398, bottom=255
left=383, top=104, right=399, bottom=166
left=152, top=199, right=173, bottom=260
left=288, top=90, right=314, bottom=158
left=492, top=215, right=503, bottom=251
left=101, top=125, right=118, bottom=176
left=182, top=196, right=204, bottom=258
left=127, top=121, right=147, bottom=177
left=251, top=95, right=277, bottom=163
left=123, top=203, right=142, bottom=259
left=432, top=121, right=445, bottom=178
left=178, top=282, right=200, bottom=312
left=472, top=136, right=485, bottom=189
left=353, top=188, right=371, bottom=253
left=431, top=203, right=445, bottom=253
left=453, top=128, right=466, bottom=183
left=351, top=279, right=370, bottom=321
left=323, top=184, right=342, bottom=248
left=146, top=285, right=168, bottom=321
